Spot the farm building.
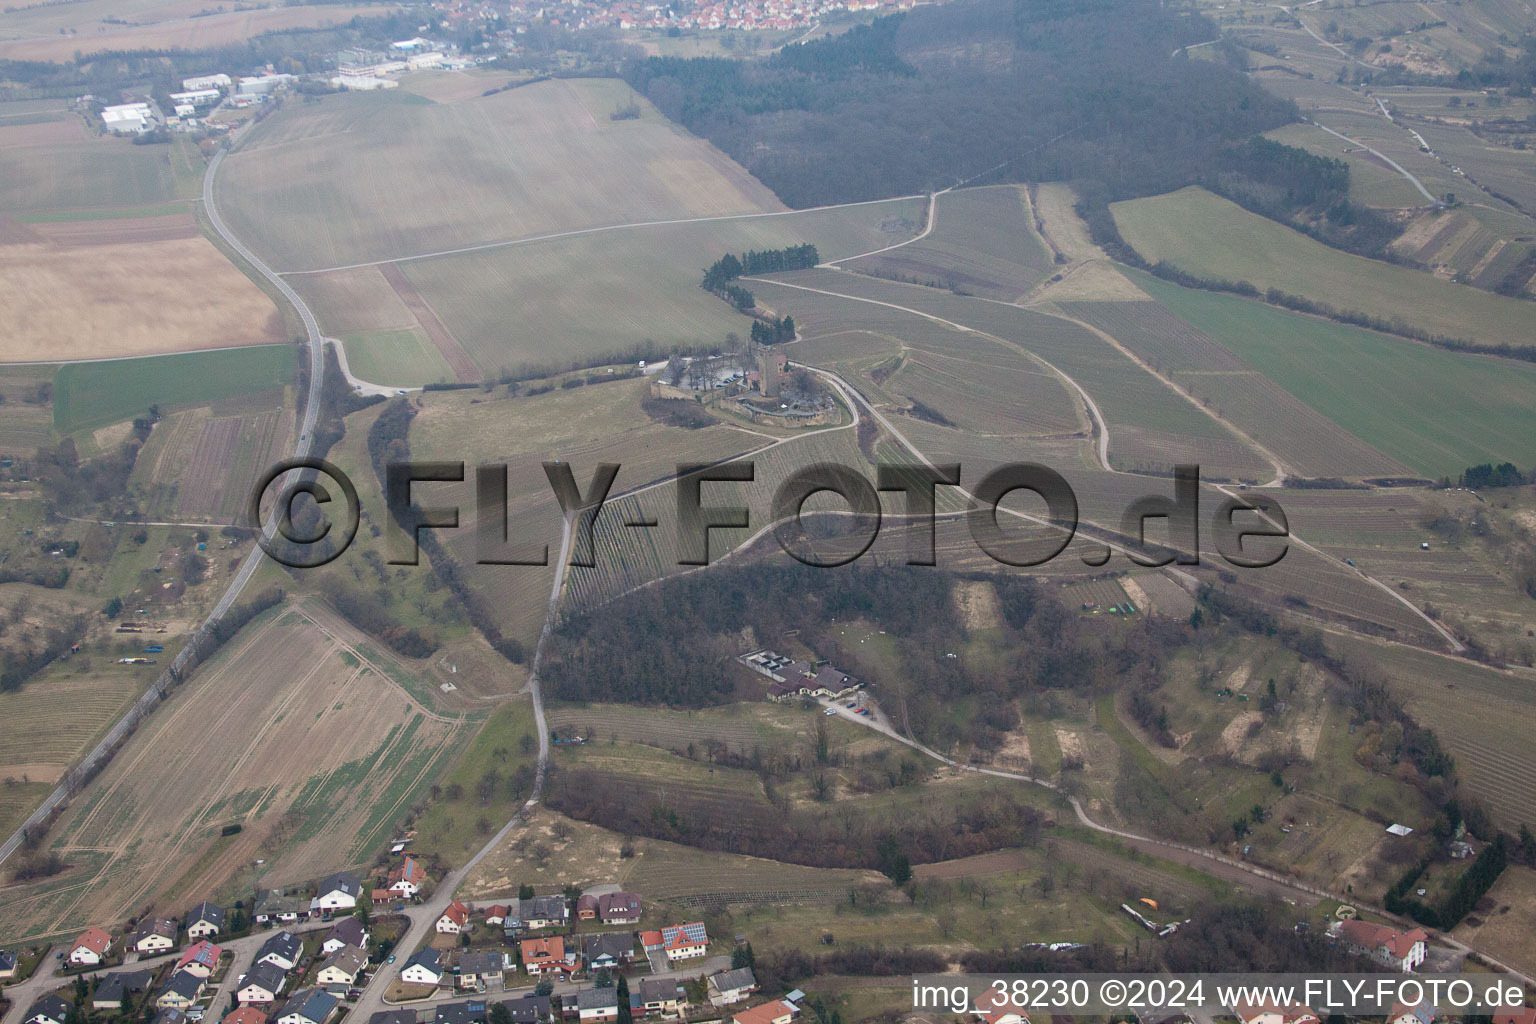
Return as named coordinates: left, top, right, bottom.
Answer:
left=68, top=926, right=113, bottom=965
left=101, top=103, right=154, bottom=133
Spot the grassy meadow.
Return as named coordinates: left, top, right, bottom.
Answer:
left=1111, top=187, right=1534, bottom=350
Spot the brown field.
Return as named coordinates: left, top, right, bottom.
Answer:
left=0, top=117, right=88, bottom=147
left=0, top=675, right=143, bottom=785
left=0, top=5, right=400, bottom=62
left=0, top=600, right=465, bottom=943
left=291, top=264, right=417, bottom=334
left=163, top=407, right=288, bottom=518
left=398, top=69, right=512, bottom=104
left=0, top=234, right=284, bottom=361
left=29, top=212, right=197, bottom=246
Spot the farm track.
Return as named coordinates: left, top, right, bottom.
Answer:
left=0, top=126, right=321, bottom=872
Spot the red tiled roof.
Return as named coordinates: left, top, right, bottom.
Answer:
left=1337, top=920, right=1425, bottom=959
left=73, top=927, right=112, bottom=955
left=177, top=941, right=223, bottom=971
left=223, top=1009, right=269, bottom=1024
left=732, top=1001, right=797, bottom=1024
left=441, top=900, right=470, bottom=926
left=519, top=936, right=565, bottom=963
left=388, top=857, right=426, bottom=885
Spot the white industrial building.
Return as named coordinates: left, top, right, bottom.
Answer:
left=173, top=103, right=196, bottom=118
left=331, top=75, right=399, bottom=91
left=237, top=74, right=294, bottom=96
left=405, top=51, right=446, bottom=69
left=182, top=73, right=231, bottom=91
left=169, top=88, right=221, bottom=107
left=101, top=102, right=154, bottom=133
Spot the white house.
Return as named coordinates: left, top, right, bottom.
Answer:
left=708, top=968, right=758, bottom=1007
left=134, top=918, right=178, bottom=954
left=660, top=922, right=708, bottom=961
left=238, top=964, right=287, bottom=1006
left=321, top=918, right=368, bottom=955
left=69, top=927, right=113, bottom=966
left=256, top=932, right=303, bottom=972
left=399, top=949, right=444, bottom=987
left=1232, top=1003, right=1320, bottom=1024
left=314, top=946, right=366, bottom=988
left=311, top=873, right=362, bottom=912
left=184, top=903, right=224, bottom=939
left=277, top=990, right=337, bottom=1024
left=1331, top=921, right=1428, bottom=972
left=386, top=857, right=426, bottom=898
left=436, top=900, right=470, bottom=934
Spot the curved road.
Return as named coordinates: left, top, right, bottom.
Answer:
left=0, top=139, right=326, bottom=872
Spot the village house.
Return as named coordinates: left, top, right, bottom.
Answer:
left=0, top=949, right=17, bottom=980
left=256, top=932, right=303, bottom=972
left=659, top=922, right=708, bottom=961
left=315, top=945, right=367, bottom=989
left=25, top=995, right=73, bottom=1024
left=1389, top=1002, right=1437, bottom=1024
left=434, top=1002, right=488, bottom=1024
left=255, top=891, right=308, bottom=925
left=134, top=918, right=179, bottom=955
left=223, top=1008, right=270, bottom=1024
left=176, top=940, right=223, bottom=978
left=370, top=1013, right=416, bottom=1024
left=732, top=1001, right=799, bottom=1024
left=1330, top=920, right=1429, bottom=972
left=237, top=963, right=288, bottom=1006
left=69, top=926, right=114, bottom=965
left=322, top=917, right=369, bottom=955
left=575, top=895, right=598, bottom=921
left=634, top=979, right=681, bottom=1018
left=437, top=899, right=472, bottom=934
left=1232, top=1004, right=1321, bottom=1024
left=185, top=903, right=225, bottom=940
left=277, top=989, right=338, bottom=1024
left=597, top=892, right=640, bottom=925
left=311, top=873, right=363, bottom=913
left=578, top=933, right=635, bottom=972
left=93, top=971, right=153, bottom=1011
left=483, top=904, right=509, bottom=926
left=708, top=967, right=758, bottom=1007
left=519, top=937, right=574, bottom=977
left=372, top=889, right=394, bottom=907
left=153, top=1009, right=191, bottom=1024
left=506, top=895, right=568, bottom=934
left=573, top=988, right=619, bottom=1024
left=387, top=857, right=428, bottom=898
left=156, top=970, right=206, bottom=1010
left=500, top=996, right=554, bottom=1024
left=457, top=950, right=506, bottom=989
left=971, top=989, right=1028, bottom=1024
left=400, top=949, right=445, bottom=987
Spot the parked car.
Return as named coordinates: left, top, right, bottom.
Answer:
left=823, top=708, right=836, bottom=716
left=386, top=954, right=396, bottom=964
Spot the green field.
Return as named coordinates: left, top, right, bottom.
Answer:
left=217, top=79, right=786, bottom=272
left=1111, top=187, right=1535, bottom=351
left=410, top=700, right=537, bottom=867
left=53, top=345, right=295, bottom=434
left=1132, top=272, right=1536, bottom=477
left=342, top=329, right=453, bottom=385
left=0, top=136, right=186, bottom=213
